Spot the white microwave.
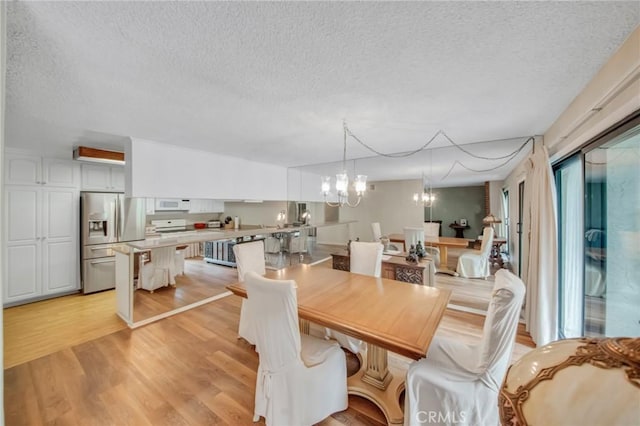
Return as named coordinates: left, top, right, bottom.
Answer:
left=155, top=198, right=191, bottom=211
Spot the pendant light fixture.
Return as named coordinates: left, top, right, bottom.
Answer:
left=321, top=120, right=367, bottom=207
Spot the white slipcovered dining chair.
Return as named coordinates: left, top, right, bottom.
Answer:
left=371, top=222, right=382, bottom=242
left=233, top=240, right=266, bottom=345
left=351, top=240, right=384, bottom=277
left=457, top=227, right=494, bottom=278
left=244, top=271, right=348, bottom=426
left=422, top=222, right=442, bottom=267
left=139, top=246, right=178, bottom=292
left=404, top=269, right=526, bottom=426
left=174, top=245, right=187, bottom=276
left=326, top=241, right=383, bottom=354
left=403, top=227, right=425, bottom=252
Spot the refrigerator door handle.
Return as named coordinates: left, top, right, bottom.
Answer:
left=115, top=196, right=121, bottom=241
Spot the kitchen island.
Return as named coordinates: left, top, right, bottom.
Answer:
left=116, top=221, right=355, bottom=327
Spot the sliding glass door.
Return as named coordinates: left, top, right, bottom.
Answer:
left=555, top=115, right=640, bottom=338
left=584, top=123, right=640, bottom=337
left=555, top=155, right=583, bottom=338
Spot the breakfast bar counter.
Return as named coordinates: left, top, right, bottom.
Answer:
left=127, top=221, right=356, bottom=250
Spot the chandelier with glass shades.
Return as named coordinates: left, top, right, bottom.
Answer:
left=413, top=172, right=436, bottom=207
left=321, top=121, right=367, bottom=207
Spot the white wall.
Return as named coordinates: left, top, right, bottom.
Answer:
left=286, top=168, right=325, bottom=202
left=128, top=138, right=289, bottom=201
left=316, top=179, right=424, bottom=245
left=546, top=26, right=640, bottom=161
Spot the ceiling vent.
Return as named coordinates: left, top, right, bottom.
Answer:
left=73, top=146, right=125, bottom=165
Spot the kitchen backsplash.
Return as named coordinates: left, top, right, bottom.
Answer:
left=146, top=211, right=222, bottom=225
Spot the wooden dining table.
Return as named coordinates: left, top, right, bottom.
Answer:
left=227, top=264, right=451, bottom=425
left=388, top=233, right=471, bottom=272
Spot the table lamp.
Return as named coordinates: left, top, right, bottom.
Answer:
left=483, top=213, right=502, bottom=236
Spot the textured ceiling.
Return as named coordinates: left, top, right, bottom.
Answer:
left=5, top=1, right=639, bottom=185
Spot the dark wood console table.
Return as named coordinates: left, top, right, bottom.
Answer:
left=331, top=251, right=435, bottom=286
left=449, top=223, right=470, bottom=238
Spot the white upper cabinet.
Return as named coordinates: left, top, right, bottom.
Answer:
left=5, top=153, right=79, bottom=188
left=44, top=159, right=80, bottom=188
left=188, top=199, right=225, bottom=213
left=110, top=167, right=125, bottom=191
left=5, top=154, right=40, bottom=185
left=81, top=164, right=125, bottom=192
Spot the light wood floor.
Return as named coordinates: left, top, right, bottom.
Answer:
left=4, top=257, right=534, bottom=425
left=134, top=258, right=238, bottom=323
left=5, top=293, right=534, bottom=426
left=3, top=291, right=127, bottom=369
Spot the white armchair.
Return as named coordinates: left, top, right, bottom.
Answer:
left=326, top=241, right=383, bottom=354
left=233, top=240, right=266, bottom=345
left=404, top=269, right=526, bottom=426
left=456, top=227, right=494, bottom=278
left=244, top=271, right=348, bottom=425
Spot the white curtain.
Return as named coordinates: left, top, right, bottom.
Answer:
left=522, top=142, right=559, bottom=346
left=558, top=159, right=583, bottom=338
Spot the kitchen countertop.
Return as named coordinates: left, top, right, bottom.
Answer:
left=127, top=221, right=356, bottom=250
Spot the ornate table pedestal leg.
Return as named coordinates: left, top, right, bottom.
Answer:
left=348, top=344, right=406, bottom=425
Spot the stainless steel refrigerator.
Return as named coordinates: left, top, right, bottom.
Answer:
left=80, top=192, right=146, bottom=294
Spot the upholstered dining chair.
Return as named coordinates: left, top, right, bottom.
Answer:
left=371, top=222, right=382, bottom=242
left=326, top=241, right=383, bottom=354
left=244, top=271, right=348, bottom=426
left=139, top=246, right=178, bottom=292
left=404, top=269, right=526, bottom=426
left=372, top=222, right=400, bottom=251
left=351, top=240, right=384, bottom=277
left=456, top=227, right=494, bottom=278
left=174, top=245, right=188, bottom=276
left=422, top=222, right=442, bottom=267
left=233, top=240, right=266, bottom=345
left=403, top=227, right=425, bottom=252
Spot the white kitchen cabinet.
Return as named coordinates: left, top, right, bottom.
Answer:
left=211, top=200, right=225, bottom=212
left=81, top=164, right=125, bottom=191
left=110, top=167, right=125, bottom=191
left=3, top=186, right=79, bottom=305
left=188, top=199, right=225, bottom=213
left=4, top=152, right=79, bottom=188
left=188, top=199, right=203, bottom=213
